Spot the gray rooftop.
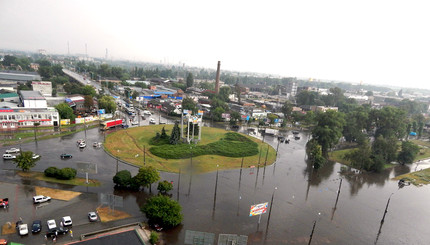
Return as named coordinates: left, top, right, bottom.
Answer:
left=19, top=90, right=45, bottom=100
left=0, top=70, right=41, bottom=81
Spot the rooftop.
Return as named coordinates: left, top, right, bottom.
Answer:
left=19, top=90, right=45, bottom=100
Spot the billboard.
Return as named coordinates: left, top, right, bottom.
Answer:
left=60, top=119, right=70, bottom=126
left=249, top=202, right=268, bottom=216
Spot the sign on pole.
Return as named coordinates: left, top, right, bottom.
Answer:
left=249, top=202, right=268, bottom=216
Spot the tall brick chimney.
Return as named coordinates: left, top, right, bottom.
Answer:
left=215, top=61, right=221, bottom=94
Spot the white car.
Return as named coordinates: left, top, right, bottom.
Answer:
left=61, top=216, right=72, bottom=227
left=3, top=154, right=16, bottom=160
left=18, top=223, right=28, bottom=236
left=149, top=118, right=156, bottom=124
left=33, top=195, right=51, bottom=204
left=32, top=154, right=40, bottom=159
left=5, top=148, right=20, bottom=154
left=143, top=110, right=152, bottom=115
left=47, top=219, right=57, bottom=230
left=88, top=212, right=98, bottom=222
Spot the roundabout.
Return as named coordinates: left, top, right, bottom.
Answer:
left=104, top=125, right=277, bottom=173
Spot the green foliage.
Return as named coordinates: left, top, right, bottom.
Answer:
left=186, top=72, right=194, bottom=88
left=281, top=100, right=293, bottom=120
left=157, top=180, right=173, bottom=193
left=371, top=106, right=406, bottom=139
left=141, top=195, right=183, bottom=228
left=160, top=127, right=168, bottom=139
left=218, top=86, right=231, bottom=102
left=306, top=139, right=326, bottom=169
left=398, top=141, right=420, bottom=164
left=44, top=167, right=59, bottom=177
left=230, top=111, right=241, bottom=125
left=133, top=166, right=160, bottom=190
left=98, top=95, right=117, bottom=113
left=212, top=107, right=225, bottom=121
left=149, top=231, right=159, bottom=245
left=371, top=136, right=398, bottom=164
left=57, top=167, right=77, bottom=180
left=344, top=141, right=374, bottom=171
left=13, top=151, right=39, bottom=171
left=312, top=110, right=346, bottom=154
left=150, top=132, right=259, bottom=159
left=55, top=103, right=76, bottom=122
left=113, top=170, right=132, bottom=187
left=169, top=121, right=181, bottom=145
left=181, top=97, right=197, bottom=114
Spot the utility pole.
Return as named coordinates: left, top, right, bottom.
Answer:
left=308, top=221, right=317, bottom=245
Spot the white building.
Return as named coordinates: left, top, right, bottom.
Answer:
left=0, top=107, right=60, bottom=129
left=32, top=81, right=52, bottom=97
left=19, top=91, right=47, bottom=108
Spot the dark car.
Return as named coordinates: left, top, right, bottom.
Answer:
left=292, top=131, right=299, bottom=135
left=277, top=136, right=285, bottom=142
left=31, top=220, right=42, bottom=233
left=46, top=227, right=69, bottom=238
left=294, top=136, right=301, bottom=140
left=60, top=153, right=73, bottom=159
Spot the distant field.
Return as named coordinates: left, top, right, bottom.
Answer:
left=104, top=125, right=276, bottom=173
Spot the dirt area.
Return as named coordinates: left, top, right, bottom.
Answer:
left=1, top=223, right=15, bottom=235
left=96, top=206, right=131, bottom=222
left=35, top=186, right=81, bottom=201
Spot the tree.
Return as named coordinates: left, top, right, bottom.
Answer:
left=370, top=107, right=406, bottom=139
left=131, top=90, right=139, bottom=99
left=306, top=139, right=326, bottom=169
left=157, top=180, right=173, bottom=194
left=160, top=127, right=168, bottom=139
left=230, top=111, right=241, bottom=126
left=267, top=114, right=278, bottom=126
left=281, top=101, right=293, bottom=120
left=98, top=95, right=117, bottom=113
left=133, top=166, right=160, bottom=191
left=149, top=231, right=159, bottom=245
left=181, top=97, right=197, bottom=114
left=344, top=141, right=373, bottom=171
left=38, top=66, right=53, bottom=79
left=169, top=121, right=181, bottom=145
left=186, top=72, right=194, bottom=88
left=365, top=91, right=373, bottom=96
left=84, top=95, right=94, bottom=110
left=218, top=86, right=231, bottom=102
left=372, top=136, right=398, bottom=164
left=55, top=103, right=76, bottom=122
left=81, top=85, right=96, bottom=97
left=312, top=110, right=346, bottom=155
left=13, top=151, right=40, bottom=171
left=141, top=195, right=183, bottom=227
left=397, top=141, right=420, bottom=164
left=113, top=170, right=132, bottom=188
left=212, top=107, right=225, bottom=121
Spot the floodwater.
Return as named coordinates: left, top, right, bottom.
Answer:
left=2, top=125, right=430, bottom=245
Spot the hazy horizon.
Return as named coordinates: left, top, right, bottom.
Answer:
left=1, top=0, right=429, bottom=90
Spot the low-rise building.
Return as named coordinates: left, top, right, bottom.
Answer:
left=0, top=107, right=59, bottom=129
left=19, top=91, right=47, bottom=108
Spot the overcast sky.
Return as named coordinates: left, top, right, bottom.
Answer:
left=1, top=0, right=429, bottom=89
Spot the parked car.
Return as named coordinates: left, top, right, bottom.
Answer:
left=78, top=142, right=86, bottom=148
left=32, top=154, right=40, bottom=159
left=149, top=118, right=156, bottom=124
left=46, top=227, right=69, bottom=238
left=3, top=154, right=16, bottom=160
left=292, top=131, right=299, bottom=135
left=88, top=212, right=98, bottom=222
left=77, top=139, right=85, bottom=144
left=143, top=110, right=152, bottom=115
left=0, top=239, right=7, bottom=245
left=295, top=136, right=301, bottom=140
left=31, top=220, right=42, bottom=233
left=93, top=142, right=102, bottom=147
left=18, top=223, right=28, bottom=236
left=33, top=195, right=51, bottom=204
left=5, top=148, right=20, bottom=154
left=60, top=153, right=73, bottom=159
left=61, top=216, right=72, bottom=227
left=0, top=198, right=9, bottom=208
left=47, top=219, right=57, bottom=230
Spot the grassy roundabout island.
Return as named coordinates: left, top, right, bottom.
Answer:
left=104, top=125, right=276, bottom=173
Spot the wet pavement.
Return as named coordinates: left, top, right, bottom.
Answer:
left=1, top=124, right=430, bottom=244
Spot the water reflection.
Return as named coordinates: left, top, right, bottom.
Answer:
left=340, top=167, right=391, bottom=195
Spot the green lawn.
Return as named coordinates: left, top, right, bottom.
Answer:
left=18, top=171, right=101, bottom=187
left=104, top=125, right=276, bottom=173
left=393, top=168, right=430, bottom=186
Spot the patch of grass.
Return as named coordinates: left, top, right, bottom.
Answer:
left=105, top=125, right=276, bottom=173
left=35, top=186, right=81, bottom=201
left=329, top=149, right=352, bottom=165
left=17, top=171, right=100, bottom=187
left=96, top=206, right=131, bottom=222
left=2, top=223, right=15, bottom=235
left=393, top=168, right=430, bottom=186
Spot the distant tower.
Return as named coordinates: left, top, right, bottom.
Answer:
left=67, top=41, right=70, bottom=56
left=85, top=43, right=88, bottom=59
left=215, top=61, right=221, bottom=94
left=105, top=48, right=108, bottom=60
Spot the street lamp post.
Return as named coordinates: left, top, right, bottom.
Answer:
left=18, top=137, right=21, bottom=151
left=116, top=150, right=119, bottom=173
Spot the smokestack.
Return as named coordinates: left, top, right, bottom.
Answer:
left=215, top=61, right=221, bottom=94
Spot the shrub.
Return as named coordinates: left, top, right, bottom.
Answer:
left=149, top=231, right=159, bottom=245
left=113, top=170, right=132, bottom=187
left=57, top=167, right=77, bottom=180
left=44, top=167, right=59, bottom=177
left=157, top=180, right=173, bottom=193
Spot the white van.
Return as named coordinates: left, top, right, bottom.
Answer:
left=33, top=195, right=51, bottom=204
left=3, top=154, right=16, bottom=160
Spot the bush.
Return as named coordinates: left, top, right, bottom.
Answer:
left=57, top=167, right=77, bottom=180
left=157, top=180, right=173, bottom=193
left=149, top=231, right=159, bottom=245
left=44, top=167, right=59, bottom=177
left=113, top=170, right=132, bottom=187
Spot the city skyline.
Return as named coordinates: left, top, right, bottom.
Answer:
left=1, top=0, right=429, bottom=90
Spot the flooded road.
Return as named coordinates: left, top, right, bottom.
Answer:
left=1, top=127, right=430, bottom=244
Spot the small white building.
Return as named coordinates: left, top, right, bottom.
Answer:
left=32, top=81, right=52, bottom=97
left=19, top=91, right=47, bottom=108
left=0, top=107, right=59, bottom=129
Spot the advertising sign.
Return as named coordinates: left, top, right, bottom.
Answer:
left=98, top=109, right=105, bottom=114
left=198, top=110, right=204, bottom=115
left=249, top=202, right=268, bottom=216
left=60, top=119, right=70, bottom=126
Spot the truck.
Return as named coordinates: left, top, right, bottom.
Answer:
left=101, top=119, right=123, bottom=130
